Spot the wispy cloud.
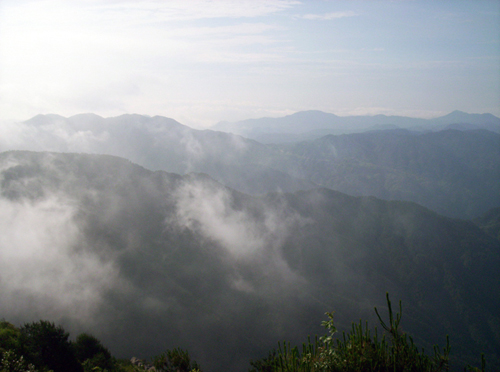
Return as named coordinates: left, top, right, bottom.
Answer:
left=1, top=0, right=499, bottom=122
left=298, top=11, right=358, bottom=20
left=0, top=193, right=123, bottom=323
left=91, top=0, right=300, bottom=22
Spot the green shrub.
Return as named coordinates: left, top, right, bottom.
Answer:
left=0, top=350, right=38, bottom=372
left=19, top=320, right=82, bottom=372
left=250, top=293, right=468, bottom=372
left=153, top=347, right=202, bottom=372
left=74, top=333, right=113, bottom=372
left=0, top=321, right=21, bottom=355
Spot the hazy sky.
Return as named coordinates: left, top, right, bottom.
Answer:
left=1, top=0, right=499, bottom=128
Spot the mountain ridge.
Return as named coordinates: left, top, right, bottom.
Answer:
left=0, top=150, right=498, bottom=370
left=212, top=110, right=500, bottom=143
left=2, top=113, right=498, bottom=219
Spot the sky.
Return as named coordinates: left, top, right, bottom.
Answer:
left=0, top=0, right=499, bottom=128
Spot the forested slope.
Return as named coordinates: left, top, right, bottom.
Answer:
left=0, top=151, right=498, bottom=370
left=2, top=114, right=499, bottom=219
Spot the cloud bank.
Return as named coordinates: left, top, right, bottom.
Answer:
left=0, top=195, right=122, bottom=323
left=172, top=177, right=305, bottom=259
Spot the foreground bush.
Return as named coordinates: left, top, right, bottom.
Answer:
left=0, top=350, right=38, bottom=372
left=0, top=321, right=20, bottom=356
left=18, top=320, right=83, bottom=372
left=1, top=294, right=487, bottom=372
left=73, top=333, right=114, bottom=371
left=249, top=293, right=485, bottom=372
left=153, top=347, right=202, bottom=372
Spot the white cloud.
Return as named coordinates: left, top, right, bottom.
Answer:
left=299, top=11, right=358, bottom=20
left=172, top=178, right=305, bottom=258
left=0, top=194, right=122, bottom=323
left=1, top=0, right=499, bottom=123
left=0, top=0, right=296, bottom=122
left=90, top=0, right=300, bottom=22
left=170, top=177, right=310, bottom=294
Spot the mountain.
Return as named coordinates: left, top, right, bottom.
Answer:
left=213, top=110, right=500, bottom=143
left=0, top=151, right=498, bottom=370
left=0, top=113, right=316, bottom=195
left=3, top=114, right=499, bottom=219
left=2, top=114, right=499, bottom=219
left=269, top=129, right=500, bottom=219
left=433, top=110, right=500, bottom=126
left=474, top=206, right=500, bottom=241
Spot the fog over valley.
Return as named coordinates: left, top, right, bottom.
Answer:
left=0, top=111, right=499, bottom=370
left=1, top=112, right=498, bottom=219
left=1, top=1, right=499, bottom=371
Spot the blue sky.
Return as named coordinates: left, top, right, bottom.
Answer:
left=0, top=0, right=499, bottom=127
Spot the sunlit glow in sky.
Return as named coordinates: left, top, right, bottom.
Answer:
left=1, top=0, right=499, bottom=127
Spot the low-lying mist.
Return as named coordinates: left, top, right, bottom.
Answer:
left=0, top=149, right=499, bottom=370
left=0, top=192, right=124, bottom=325
left=2, top=113, right=499, bottom=219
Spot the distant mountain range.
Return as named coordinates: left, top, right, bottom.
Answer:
left=1, top=112, right=498, bottom=219
left=0, top=151, right=498, bottom=371
left=3, top=113, right=315, bottom=195
left=269, top=129, right=500, bottom=219
left=212, top=110, right=500, bottom=143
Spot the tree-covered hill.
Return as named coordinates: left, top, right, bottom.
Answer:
left=1, top=114, right=499, bottom=219
left=0, top=151, right=498, bottom=370
left=0, top=114, right=316, bottom=195
left=474, top=207, right=500, bottom=242
left=270, top=129, right=500, bottom=219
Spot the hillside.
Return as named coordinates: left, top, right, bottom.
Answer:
left=270, top=129, right=500, bottom=219
left=474, top=207, right=500, bottom=242
left=1, top=114, right=499, bottom=219
left=0, top=151, right=498, bottom=370
left=0, top=113, right=315, bottom=195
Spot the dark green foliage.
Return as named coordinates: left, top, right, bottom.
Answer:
left=465, top=354, right=486, bottom=372
left=249, top=350, right=279, bottom=372
left=0, top=350, right=38, bottom=372
left=19, top=320, right=83, bottom=372
left=250, top=294, right=477, bottom=372
left=0, top=321, right=20, bottom=355
left=0, top=321, right=38, bottom=371
left=112, top=359, right=148, bottom=372
left=74, top=333, right=114, bottom=371
left=153, top=347, right=202, bottom=372
left=1, top=321, right=122, bottom=372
